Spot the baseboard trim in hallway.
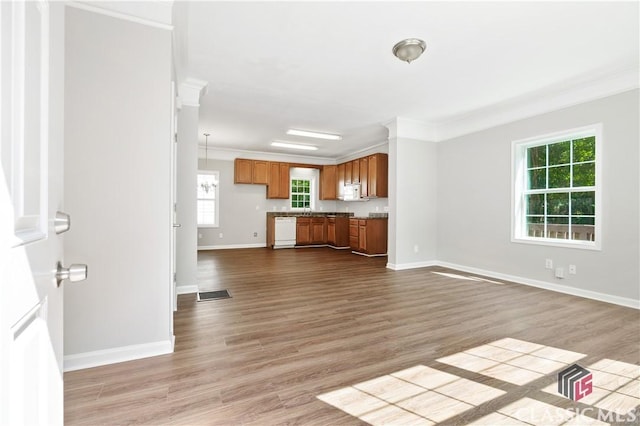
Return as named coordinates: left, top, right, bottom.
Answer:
left=64, top=339, right=173, bottom=372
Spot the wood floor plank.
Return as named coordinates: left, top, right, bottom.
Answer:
left=65, top=248, right=640, bottom=425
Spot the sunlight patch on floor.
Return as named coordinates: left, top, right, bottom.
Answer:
left=317, top=338, right=639, bottom=425
left=431, top=271, right=504, bottom=285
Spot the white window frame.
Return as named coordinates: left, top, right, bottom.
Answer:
left=290, top=175, right=316, bottom=211
left=511, top=124, right=602, bottom=250
left=197, top=170, right=219, bottom=228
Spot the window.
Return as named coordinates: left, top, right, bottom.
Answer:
left=290, top=178, right=313, bottom=210
left=512, top=125, right=601, bottom=249
left=197, top=171, right=219, bottom=227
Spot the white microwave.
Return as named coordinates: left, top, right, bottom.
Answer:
left=342, top=183, right=361, bottom=201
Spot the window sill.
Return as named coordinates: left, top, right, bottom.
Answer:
left=511, top=236, right=601, bottom=251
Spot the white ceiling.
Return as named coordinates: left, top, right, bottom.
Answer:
left=183, top=1, right=638, bottom=159
left=90, top=1, right=639, bottom=159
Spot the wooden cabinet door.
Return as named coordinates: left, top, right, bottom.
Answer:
left=267, top=162, right=290, bottom=199
left=234, top=158, right=253, bottom=184
left=279, top=163, right=290, bottom=198
left=296, top=218, right=311, bottom=245
left=336, top=163, right=345, bottom=200
left=327, top=219, right=336, bottom=245
left=344, top=161, right=352, bottom=185
left=368, top=154, right=388, bottom=197
left=352, top=159, right=360, bottom=183
left=349, top=219, right=359, bottom=250
left=252, top=160, right=269, bottom=184
left=360, top=156, right=368, bottom=197
left=358, top=220, right=367, bottom=252
left=320, top=165, right=337, bottom=200
left=310, top=218, right=326, bottom=244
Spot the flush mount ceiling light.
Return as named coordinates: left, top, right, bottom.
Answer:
left=392, top=38, right=427, bottom=63
left=286, top=129, right=341, bottom=140
left=271, top=141, right=318, bottom=151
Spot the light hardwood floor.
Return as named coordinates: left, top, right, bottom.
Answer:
left=65, top=248, right=640, bottom=425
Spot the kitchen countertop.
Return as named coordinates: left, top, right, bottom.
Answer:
left=266, top=212, right=388, bottom=219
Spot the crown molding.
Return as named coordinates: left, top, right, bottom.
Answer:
left=199, top=146, right=334, bottom=165
left=179, top=78, right=209, bottom=107
left=384, top=117, right=438, bottom=142
left=435, top=64, right=639, bottom=142
left=66, top=2, right=174, bottom=31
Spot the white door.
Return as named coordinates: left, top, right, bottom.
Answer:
left=170, top=82, right=178, bottom=313
left=0, top=2, right=72, bottom=424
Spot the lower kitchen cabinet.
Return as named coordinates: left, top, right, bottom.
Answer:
left=296, top=217, right=327, bottom=245
left=349, top=218, right=387, bottom=255
left=327, top=217, right=349, bottom=247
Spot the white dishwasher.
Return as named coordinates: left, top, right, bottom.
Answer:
left=274, top=217, right=297, bottom=248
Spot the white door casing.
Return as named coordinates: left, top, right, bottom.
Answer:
left=1, top=1, right=67, bottom=424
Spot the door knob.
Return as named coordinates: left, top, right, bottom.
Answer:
left=56, top=262, right=88, bottom=287
left=173, top=223, right=182, bottom=228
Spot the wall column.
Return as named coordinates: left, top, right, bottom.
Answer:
left=175, top=79, right=207, bottom=293
left=385, top=118, right=439, bottom=270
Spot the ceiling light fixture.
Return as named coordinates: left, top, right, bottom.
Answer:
left=392, top=38, right=427, bottom=63
left=203, top=133, right=210, bottom=163
left=286, top=129, right=341, bottom=140
left=271, top=141, right=318, bottom=151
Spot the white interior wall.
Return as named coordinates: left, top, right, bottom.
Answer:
left=63, top=7, right=173, bottom=369
left=175, top=106, right=198, bottom=289
left=436, top=89, right=639, bottom=303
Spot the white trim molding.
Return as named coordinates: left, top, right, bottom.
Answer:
left=198, top=243, right=267, bottom=250
left=401, top=261, right=639, bottom=310
left=179, top=78, right=208, bottom=108
left=63, top=339, right=174, bottom=372
left=386, top=260, right=438, bottom=271
left=176, top=285, right=198, bottom=295
left=66, top=2, right=174, bottom=30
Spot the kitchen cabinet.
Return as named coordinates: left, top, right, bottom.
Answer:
left=345, top=161, right=352, bottom=185
left=352, top=159, right=360, bottom=183
left=320, top=165, right=337, bottom=200
left=267, top=162, right=290, bottom=199
left=327, top=216, right=349, bottom=247
left=349, top=219, right=359, bottom=250
left=349, top=218, right=387, bottom=255
left=234, top=159, right=253, bottom=184
left=296, top=217, right=326, bottom=245
left=360, top=156, right=368, bottom=197
left=310, top=217, right=327, bottom=244
left=336, top=163, right=345, bottom=200
left=367, top=153, right=388, bottom=197
left=253, top=160, right=269, bottom=184
left=234, top=158, right=269, bottom=184
left=296, top=217, right=311, bottom=245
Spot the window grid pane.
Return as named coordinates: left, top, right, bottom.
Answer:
left=291, top=178, right=312, bottom=209
left=523, top=137, right=596, bottom=242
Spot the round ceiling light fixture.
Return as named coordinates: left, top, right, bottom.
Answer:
left=392, top=38, right=427, bottom=64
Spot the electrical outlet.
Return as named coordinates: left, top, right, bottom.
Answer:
left=219, top=232, right=223, bottom=239
left=555, top=267, right=564, bottom=279
left=414, top=245, right=419, bottom=253
left=198, top=233, right=203, bottom=239
left=569, top=264, right=577, bottom=275
left=545, top=259, right=553, bottom=269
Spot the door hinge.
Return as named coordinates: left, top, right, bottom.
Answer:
left=174, top=133, right=178, bottom=143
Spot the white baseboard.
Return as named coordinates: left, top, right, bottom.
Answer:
left=64, top=339, right=174, bottom=372
left=176, top=284, right=198, bottom=295
left=436, top=261, right=640, bottom=310
left=198, top=243, right=266, bottom=250
left=386, top=260, right=437, bottom=271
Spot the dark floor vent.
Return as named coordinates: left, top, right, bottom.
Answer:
left=197, top=290, right=231, bottom=301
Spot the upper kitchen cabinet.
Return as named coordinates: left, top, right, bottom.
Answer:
left=336, top=163, right=345, bottom=200
left=253, top=160, right=269, bottom=184
left=320, top=165, right=337, bottom=200
left=234, top=158, right=253, bottom=184
left=360, top=156, right=369, bottom=197
left=352, top=158, right=360, bottom=183
left=234, top=158, right=269, bottom=184
left=367, top=153, right=388, bottom=198
left=267, top=162, right=290, bottom=199
left=344, top=161, right=352, bottom=185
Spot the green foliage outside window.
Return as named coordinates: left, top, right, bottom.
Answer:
left=524, top=136, right=596, bottom=241
left=291, top=179, right=311, bottom=209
